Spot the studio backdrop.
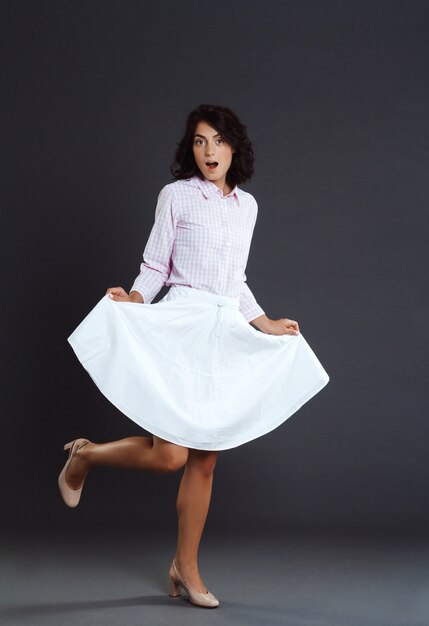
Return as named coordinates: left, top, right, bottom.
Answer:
left=3, top=0, right=428, bottom=535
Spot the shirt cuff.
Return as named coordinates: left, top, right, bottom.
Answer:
left=242, top=302, right=265, bottom=323
left=129, top=285, right=149, bottom=304
left=130, top=266, right=167, bottom=304
left=239, top=281, right=265, bottom=323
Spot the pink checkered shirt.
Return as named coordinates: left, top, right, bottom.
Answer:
left=130, top=175, right=265, bottom=323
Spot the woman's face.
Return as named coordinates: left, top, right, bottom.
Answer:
left=192, top=121, right=235, bottom=190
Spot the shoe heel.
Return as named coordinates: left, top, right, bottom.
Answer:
left=168, top=578, right=181, bottom=597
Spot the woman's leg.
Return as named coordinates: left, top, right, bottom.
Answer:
left=172, top=449, right=219, bottom=593
left=65, top=436, right=189, bottom=489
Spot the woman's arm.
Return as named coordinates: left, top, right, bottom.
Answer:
left=241, top=198, right=299, bottom=336
left=129, top=185, right=177, bottom=303
left=106, top=186, right=176, bottom=304
left=240, top=277, right=298, bottom=335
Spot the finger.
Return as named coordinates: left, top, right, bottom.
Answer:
left=109, top=295, right=128, bottom=302
left=284, top=319, right=299, bottom=332
left=106, top=287, right=125, bottom=296
left=282, top=323, right=299, bottom=335
left=286, top=319, right=298, bottom=329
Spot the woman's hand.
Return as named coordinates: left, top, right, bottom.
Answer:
left=266, top=318, right=300, bottom=336
left=250, top=314, right=300, bottom=335
left=106, top=287, right=144, bottom=303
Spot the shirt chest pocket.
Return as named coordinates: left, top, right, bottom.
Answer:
left=175, top=211, right=228, bottom=254
left=175, top=206, right=253, bottom=262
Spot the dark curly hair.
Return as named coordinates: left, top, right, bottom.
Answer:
left=170, top=104, right=254, bottom=188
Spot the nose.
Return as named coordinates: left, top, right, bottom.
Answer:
left=205, top=142, right=215, bottom=156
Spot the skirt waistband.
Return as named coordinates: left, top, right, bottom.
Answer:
left=169, top=285, right=240, bottom=309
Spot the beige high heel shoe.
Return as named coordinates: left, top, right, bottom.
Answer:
left=168, top=559, right=219, bottom=608
left=58, top=439, right=90, bottom=508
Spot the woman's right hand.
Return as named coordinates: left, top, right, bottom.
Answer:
left=106, top=287, right=144, bottom=303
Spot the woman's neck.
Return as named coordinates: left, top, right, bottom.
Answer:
left=210, top=178, right=232, bottom=196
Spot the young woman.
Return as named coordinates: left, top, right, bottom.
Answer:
left=59, top=104, right=329, bottom=609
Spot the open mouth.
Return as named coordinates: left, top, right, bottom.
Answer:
left=206, top=162, right=218, bottom=170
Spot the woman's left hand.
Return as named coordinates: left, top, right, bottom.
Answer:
left=263, top=317, right=300, bottom=336
left=250, top=314, right=300, bottom=335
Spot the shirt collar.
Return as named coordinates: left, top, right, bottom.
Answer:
left=191, top=175, right=239, bottom=201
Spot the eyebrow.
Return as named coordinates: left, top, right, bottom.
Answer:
left=194, top=133, right=221, bottom=139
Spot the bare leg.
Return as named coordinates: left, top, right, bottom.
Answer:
left=65, top=436, right=189, bottom=490
left=172, top=449, right=219, bottom=593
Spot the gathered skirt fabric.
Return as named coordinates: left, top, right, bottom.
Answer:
left=67, top=285, right=329, bottom=451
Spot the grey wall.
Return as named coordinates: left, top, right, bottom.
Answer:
left=3, top=0, right=428, bottom=535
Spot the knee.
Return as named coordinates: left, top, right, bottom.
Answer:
left=161, top=446, right=189, bottom=473
left=189, top=451, right=218, bottom=477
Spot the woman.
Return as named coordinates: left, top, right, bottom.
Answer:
left=59, top=104, right=329, bottom=608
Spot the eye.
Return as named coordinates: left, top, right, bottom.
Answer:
left=216, top=138, right=225, bottom=145
left=194, top=138, right=205, bottom=146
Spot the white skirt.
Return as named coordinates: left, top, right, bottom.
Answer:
left=67, top=285, right=329, bottom=451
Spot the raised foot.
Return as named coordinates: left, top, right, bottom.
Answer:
left=58, top=439, right=91, bottom=508
left=64, top=439, right=91, bottom=489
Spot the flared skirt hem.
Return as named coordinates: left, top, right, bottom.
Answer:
left=67, top=287, right=330, bottom=450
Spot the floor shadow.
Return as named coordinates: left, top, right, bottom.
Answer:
left=0, top=594, right=198, bottom=619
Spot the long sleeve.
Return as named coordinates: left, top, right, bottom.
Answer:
left=239, top=272, right=265, bottom=323
left=130, top=185, right=177, bottom=303
left=238, top=196, right=265, bottom=323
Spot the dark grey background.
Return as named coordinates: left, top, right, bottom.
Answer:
left=3, top=0, right=428, bottom=538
